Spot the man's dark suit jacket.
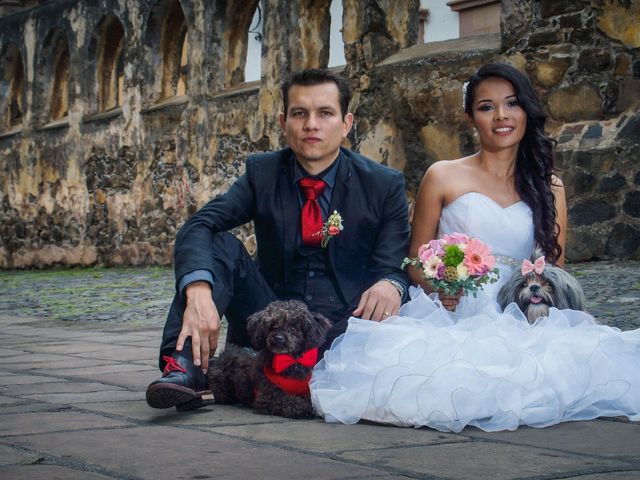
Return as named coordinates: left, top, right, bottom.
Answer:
left=174, top=146, right=410, bottom=311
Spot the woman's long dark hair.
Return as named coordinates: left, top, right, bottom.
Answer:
left=463, top=63, right=561, bottom=262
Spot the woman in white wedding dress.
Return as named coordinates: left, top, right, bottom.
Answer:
left=310, top=63, right=640, bottom=432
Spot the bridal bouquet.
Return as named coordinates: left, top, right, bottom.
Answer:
left=402, top=232, right=499, bottom=297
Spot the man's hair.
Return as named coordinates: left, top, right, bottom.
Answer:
left=281, top=68, right=351, bottom=119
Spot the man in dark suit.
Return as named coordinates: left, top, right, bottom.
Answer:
left=146, top=68, right=410, bottom=411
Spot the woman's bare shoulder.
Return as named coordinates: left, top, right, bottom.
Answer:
left=551, top=173, right=564, bottom=189
left=426, top=155, right=477, bottom=177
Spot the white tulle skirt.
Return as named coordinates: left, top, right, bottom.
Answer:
left=310, top=287, right=640, bottom=432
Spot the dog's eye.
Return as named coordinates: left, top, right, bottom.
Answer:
left=288, top=324, right=298, bottom=332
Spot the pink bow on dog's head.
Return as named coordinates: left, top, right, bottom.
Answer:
left=521, top=256, right=545, bottom=275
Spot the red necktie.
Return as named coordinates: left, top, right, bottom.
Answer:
left=298, top=177, right=326, bottom=247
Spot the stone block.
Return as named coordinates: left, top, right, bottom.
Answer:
left=569, top=199, right=616, bottom=226
left=614, top=53, right=631, bottom=75
left=357, top=118, right=407, bottom=171
left=528, top=30, right=562, bottom=47
left=623, top=191, right=640, bottom=218
left=605, top=223, right=640, bottom=258
left=566, top=229, right=604, bottom=261
left=540, top=0, right=586, bottom=18
left=597, top=1, right=640, bottom=48
left=597, top=173, right=626, bottom=193
left=618, top=114, right=640, bottom=144
left=531, top=57, right=571, bottom=88
left=577, top=48, right=612, bottom=74
left=559, top=12, right=583, bottom=29
left=548, top=83, right=602, bottom=122
left=616, top=78, right=640, bottom=112
left=583, top=123, right=603, bottom=139
left=564, top=169, right=596, bottom=197
left=419, top=123, right=462, bottom=162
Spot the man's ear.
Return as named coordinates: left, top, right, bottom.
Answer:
left=342, top=112, right=353, bottom=138
left=278, top=112, right=286, bottom=130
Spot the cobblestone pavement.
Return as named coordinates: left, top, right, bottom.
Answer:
left=1, top=260, right=638, bottom=330
left=0, top=261, right=639, bottom=480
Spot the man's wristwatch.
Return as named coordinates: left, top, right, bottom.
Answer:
left=383, top=278, right=405, bottom=300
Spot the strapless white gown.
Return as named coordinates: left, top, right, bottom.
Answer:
left=310, top=193, right=640, bottom=432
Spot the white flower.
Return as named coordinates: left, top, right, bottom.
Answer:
left=423, top=256, right=442, bottom=279
left=456, top=263, right=469, bottom=281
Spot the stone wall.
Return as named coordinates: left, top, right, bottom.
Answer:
left=0, top=0, right=638, bottom=268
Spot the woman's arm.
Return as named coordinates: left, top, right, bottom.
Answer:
left=552, top=175, right=567, bottom=267
left=408, top=163, right=447, bottom=290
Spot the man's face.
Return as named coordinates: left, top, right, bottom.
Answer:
left=279, top=82, right=353, bottom=173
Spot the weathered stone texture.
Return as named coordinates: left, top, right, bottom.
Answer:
left=0, top=0, right=639, bottom=266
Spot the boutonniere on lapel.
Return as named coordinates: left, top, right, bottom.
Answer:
left=317, top=210, right=344, bottom=248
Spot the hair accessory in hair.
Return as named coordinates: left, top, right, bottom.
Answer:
left=462, top=81, right=470, bottom=110
left=521, top=256, right=545, bottom=275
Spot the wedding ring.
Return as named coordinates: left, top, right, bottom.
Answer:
left=384, top=311, right=391, bottom=317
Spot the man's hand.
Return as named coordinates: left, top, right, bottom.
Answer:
left=353, top=280, right=401, bottom=322
left=176, top=281, right=220, bottom=372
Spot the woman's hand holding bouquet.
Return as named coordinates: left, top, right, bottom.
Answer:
left=402, top=232, right=499, bottom=311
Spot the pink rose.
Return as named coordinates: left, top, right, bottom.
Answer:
left=328, top=225, right=340, bottom=236
left=443, top=232, right=470, bottom=245
left=418, top=245, right=434, bottom=263
left=428, top=239, right=445, bottom=257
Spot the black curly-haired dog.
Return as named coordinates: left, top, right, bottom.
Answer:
left=207, top=300, right=331, bottom=418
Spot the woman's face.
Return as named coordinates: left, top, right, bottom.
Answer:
left=468, top=76, right=527, bottom=153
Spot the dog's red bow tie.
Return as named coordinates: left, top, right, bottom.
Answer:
left=271, top=348, right=319, bottom=373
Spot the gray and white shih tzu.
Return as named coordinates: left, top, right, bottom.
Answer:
left=497, top=254, right=586, bottom=324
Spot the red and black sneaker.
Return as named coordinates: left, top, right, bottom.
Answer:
left=145, top=351, right=213, bottom=411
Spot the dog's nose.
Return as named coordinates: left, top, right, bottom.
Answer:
left=273, top=333, right=286, bottom=345
left=529, top=284, right=540, bottom=293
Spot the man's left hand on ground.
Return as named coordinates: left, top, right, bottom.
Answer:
left=352, top=280, right=401, bottom=322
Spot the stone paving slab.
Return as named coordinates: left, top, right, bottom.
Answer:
left=73, top=369, right=158, bottom=390
left=467, top=419, right=640, bottom=459
left=0, top=394, right=22, bottom=405
left=0, top=402, right=68, bottom=415
left=76, top=400, right=290, bottom=426
left=336, top=441, right=635, bottom=480
left=208, top=419, right=465, bottom=453
left=0, top=465, right=115, bottom=480
left=0, top=373, right=62, bottom=385
left=8, top=426, right=401, bottom=479
left=0, top=411, right=132, bottom=437
left=0, top=443, right=43, bottom=466
left=19, top=389, right=142, bottom=405
left=32, top=362, right=157, bottom=378
left=72, top=345, right=158, bottom=362
left=8, top=379, right=121, bottom=396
